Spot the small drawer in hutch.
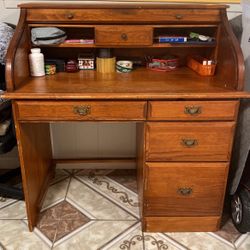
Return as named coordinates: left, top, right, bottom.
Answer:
left=95, top=26, right=153, bottom=46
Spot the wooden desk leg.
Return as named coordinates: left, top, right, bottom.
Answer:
left=14, top=121, right=53, bottom=231
left=136, top=122, right=146, bottom=230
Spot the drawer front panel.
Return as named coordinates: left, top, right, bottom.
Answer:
left=146, top=122, right=235, bottom=161
left=26, top=9, right=220, bottom=23
left=15, top=101, right=146, bottom=121
left=148, top=101, right=239, bottom=121
left=95, top=26, right=152, bottom=46
left=144, top=162, right=228, bottom=216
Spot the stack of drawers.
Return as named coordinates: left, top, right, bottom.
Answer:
left=143, top=100, right=239, bottom=232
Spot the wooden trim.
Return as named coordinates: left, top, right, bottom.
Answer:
left=144, top=216, right=221, bottom=232
left=5, top=9, right=27, bottom=92
left=19, top=2, right=229, bottom=9
left=221, top=10, right=245, bottom=91
left=54, top=158, right=136, bottom=164
left=3, top=92, right=250, bottom=100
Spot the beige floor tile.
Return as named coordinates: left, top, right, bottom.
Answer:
left=42, top=178, right=70, bottom=209
left=77, top=175, right=139, bottom=217
left=144, top=233, right=186, bottom=250
left=166, top=232, right=234, bottom=250
left=101, top=222, right=143, bottom=250
left=0, top=220, right=50, bottom=250
left=0, top=198, right=17, bottom=209
left=53, top=220, right=136, bottom=250
left=67, top=178, right=136, bottom=220
left=237, top=234, right=250, bottom=250
left=50, top=169, right=72, bottom=185
left=0, top=200, right=26, bottom=219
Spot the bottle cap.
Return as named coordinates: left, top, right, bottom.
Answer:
left=31, top=48, right=41, bottom=53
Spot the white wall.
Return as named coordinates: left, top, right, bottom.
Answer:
left=0, top=1, right=243, bottom=168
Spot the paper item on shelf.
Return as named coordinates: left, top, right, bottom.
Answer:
left=157, top=36, right=187, bottom=43
left=64, top=39, right=94, bottom=44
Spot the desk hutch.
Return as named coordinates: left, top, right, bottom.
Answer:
left=2, top=1, right=248, bottom=232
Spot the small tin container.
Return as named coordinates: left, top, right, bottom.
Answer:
left=65, top=60, right=79, bottom=73
left=78, top=54, right=95, bottom=70
left=45, top=64, right=56, bottom=75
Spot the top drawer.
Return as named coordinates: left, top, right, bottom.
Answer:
left=148, top=101, right=239, bottom=121
left=15, top=101, right=146, bottom=121
left=26, top=9, right=220, bottom=23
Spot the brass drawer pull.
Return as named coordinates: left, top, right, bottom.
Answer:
left=178, top=187, right=193, bottom=196
left=184, top=106, right=202, bottom=115
left=175, top=14, right=183, bottom=20
left=181, top=138, right=198, bottom=147
left=66, top=13, right=74, bottom=19
left=73, top=105, right=91, bottom=116
left=121, top=33, right=128, bottom=41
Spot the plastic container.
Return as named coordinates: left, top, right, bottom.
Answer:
left=187, top=56, right=216, bottom=76
left=29, top=48, right=45, bottom=77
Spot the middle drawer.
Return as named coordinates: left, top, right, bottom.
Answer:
left=146, top=122, right=235, bottom=161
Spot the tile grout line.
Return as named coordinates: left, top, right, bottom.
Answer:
left=206, top=232, right=236, bottom=249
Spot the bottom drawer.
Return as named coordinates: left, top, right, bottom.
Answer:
left=144, top=216, right=221, bottom=232
left=145, top=162, right=228, bottom=216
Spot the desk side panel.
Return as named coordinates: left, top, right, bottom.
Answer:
left=13, top=103, right=53, bottom=231
left=215, top=10, right=245, bottom=90
left=5, top=9, right=30, bottom=92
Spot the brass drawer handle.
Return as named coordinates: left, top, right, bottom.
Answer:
left=175, top=14, right=183, bottom=20
left=181, top=138, right=198, bottom=147
left=178, top=187, right=193, bottom=196
left=66, top=13, right=74, bottom=19
left=121, top=33, right=128, bottom=41
left=184, top=106, right=202, bottom=115
left=73, top=105, right=91, bottom=116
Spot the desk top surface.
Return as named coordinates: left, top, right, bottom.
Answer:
left=3, top=67, right=249, bottom=100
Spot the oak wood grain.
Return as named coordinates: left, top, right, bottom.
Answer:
left=144, top=216, right=221, bottom=232
left=4, top=68, right=248, bottom=100
left=144, top=162, right=228, bottom=216
left=26, top=8, right=220, bottom=23
left=15, top=101, right=147, bottom=121
left=13, top=104, right=53, bottom=231
left=95, top=26, right=152, bottom=46
left=146, top=122, right=235, bottom=161
left=148, top=100, right=239, bottom=121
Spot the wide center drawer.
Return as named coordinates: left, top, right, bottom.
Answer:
left=144, top=162, right=228, bottom=216
left=146, top=122, right=235, bottom=161
left=15, top=101, right=146, bottom=121
left=95, top=26, right=152, bottom=46
left=26, top=9, right=220, bottom=23
left=148, top=101, right=239, bottom=121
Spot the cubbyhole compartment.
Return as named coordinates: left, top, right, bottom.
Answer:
left=29, top=25, right=95, bottom=47
left=153, top=26, right=218, bottom=46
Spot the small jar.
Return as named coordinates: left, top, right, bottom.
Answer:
left=29, top=48, right=45, bottom=77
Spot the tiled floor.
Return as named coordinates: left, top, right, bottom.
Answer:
left=0, top=169, right=249, bottom=250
